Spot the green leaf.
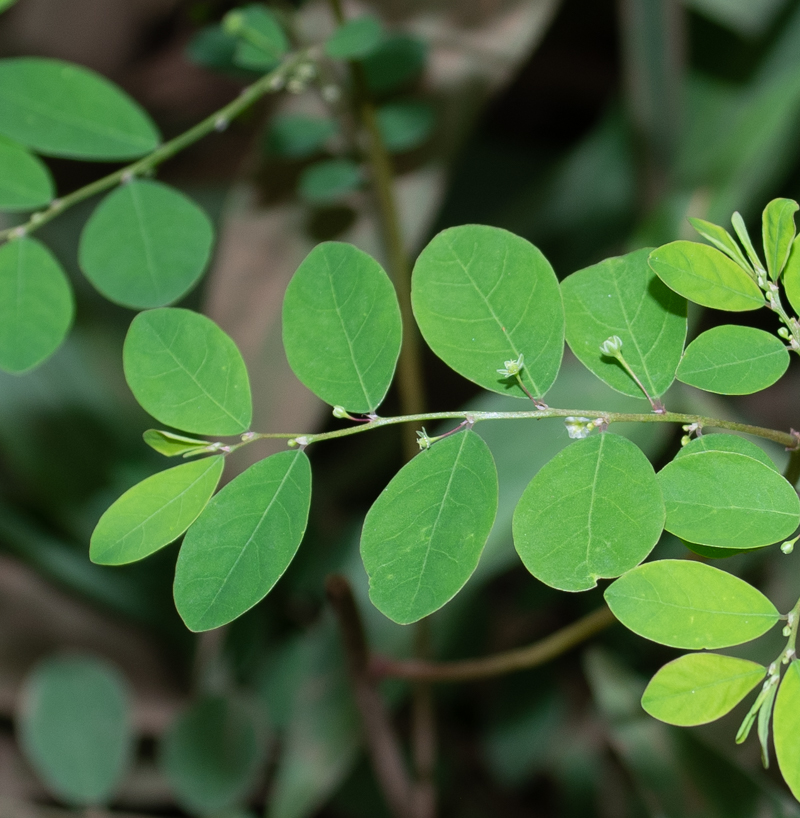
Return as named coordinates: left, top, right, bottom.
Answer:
left=674, top=433, right=776, bottom=470
left=782, top=234, right=800, bottom=315
left=604, top=560, right=781, bottom=648
left=90, top=456, right=224, bottom=566
left=143, top=429, right=217, bottom=458
left=681, top=539, right=764, bottom=559
left=298, top=159, right=362, bottom=204
left=775, top=660, right=800, bottom=801
left=185, top=26, right=240, bottom=72
left=561, top=247, right=687, bottom=399
left=324, top=15, right=384, bottom=60
left=376, top=101, right=435, bottom=153
left=676, top=325, right=789, bottom=394
left=412, top=225, right=564, bottom=399
left=0, top=237, right=73, bottom=373
left=282, top=242, right=402, bottom=413
left=362, top=34, right=427, bottom=96
left=512, top=433, right=664, bottom=592
left=642, top=653, right=766, bottom=726
left=79, top=180, right=213, bottom=309
left=160, top=695, right=265, bottom=816
left=731, top=212, right=765, bottom=273
left=18, top=656, right=133, bottom=806
left=174, top=450, right=312, bottom=631
left=361, top=430, right=498, bottom=624
left=0, top=0, right=19, bottom=11
left=0, top=58, right=160, bottom=160
left=658, top=450, right=800, bottom=548
left=0, top=138, right=54, bottom=211
left=123, top=308, right=252, bottom=436
left=762, top=198, right=798, bottom=279
left=688, top=216, right=753, bottom=272
left=648, top=241, right=765, bottom=311
left=224, top=4, right=289, bottom=69
left=266, top=115, right=338, bottom=158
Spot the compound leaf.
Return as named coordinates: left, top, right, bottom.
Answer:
left=90, top=455, right=224, bottom=566
left=674, top=433, right=776, bottom=470
left=762, top=198, right=798, bottom=280
left=361, top=430, right=498, bottom=624
left=282, top=242, right=402, bottom=413
left=79, top=180, right=214, bottom=309
left=604, top=560, right=780, bottom=648
left=123, top=308, right=252, bottom=436
left=0, top=137, right=54, bottom=210
left=412, top=225, right=564, bottom=399
left=775, top=660, right=800, bottom=801
left=174, top=450, right=311, bottom=632
left=325, top=15, right=384, bottom=60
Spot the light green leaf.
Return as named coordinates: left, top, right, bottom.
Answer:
left=688, top=216, right=752, bottom=272
left=642, top=653, right=766, bottom=726
left=782, top=234, right=800, bottom=315
left=775, top=660, right=800, bottom=801
left=325, top=14, right=384, bottom=60
left=361, top=430, right=498, bottom=624
left=79, top=180, right=214, bottom=309
left=0, top=138, right=54, bottom=210
left=224, top=4, right=289, bottom=69
left=513, top=433, right=664, bottom=592
left=174, top=450, right=312, bottom=631
left=762, top=198, right=798, bottom=279
left=362, top=34, right=427, bottom=95
left=0, top=237, right=73, bottom=373
left=377, top=101, right=435, bottom=153
left=658, top=450, right=800, bottom=548
left=123, top=308, right=252, bottom=436
left=18, top=656, right=133, bottom=807
left=674, top=433, right=776, bottom=470
left=143, top=429, right=216, bottom=458
left=0, top=58, right=160, bottom=160
left=731, top=211, right=765, bottom=273
left=412, top=225, right=564, bottom=399
left=561, top=247, right=687, bottom=398
left=676, top=325, right=789, bottom=394
left=266, top=115, right=338, bottom=158
left=604, top=560, right=781, bottom=648
left=298, top=159, right=362, bottom=204
left=282, top=242, right=401, bottom=413
left=0, top=0, right=19, bottom=12
left=90, top=456, right=224, bottom=566
left=648, top=241, right=765, bottom=311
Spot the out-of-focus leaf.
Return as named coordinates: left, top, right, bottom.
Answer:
left=376, top=101, right=435, bottom=153
left=299, top=159, right=362, bottom=204
left=0, top=137, right=54, bottom=211
left=224, top=4, right=289, bottom=69
left=325, top=15, right=384, bottom=60
left=266, top=115, right=338, bottom=158
left=683, top=0, right=789, bottom=38
left=361, top=34, right=427, bottom=95
left=186, top=26, right=240, bottom=72
left=0, top=0, right=19, bottom=12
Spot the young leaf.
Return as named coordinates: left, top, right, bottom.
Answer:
left=123, top=308, right=252, bottom=436
left=224, top=4, right=289, bottom=69
left=18, top=656, right=133, bottom=807
left=282, top=242, right=402, bottom=413
left=0, top=237, right=73, bottom=373
left=674, top=433, right=776, bottom=470
left=376, top=101, right=435, bottom=153
left=774, top=661, right=800, bottom=801
left=266, top=114, right=338, bottom=158
left=688, top=216, right=752, bottom=272
left=648, top=241, right=764, bottom=311
left=658, top=450, right=800, bottom=548
left=513, top=433, right=664, bottom=591
left=79, top=180, right=214, bottom=309
left=324, top=15, right=384, bottom=60
left=642, top=653, right=766, bottom=726
left=0, top=137, right=54, bottom=210
left=676, top=325, right=789, bottom=394
left=412, top=225, right=564, bottom=399
left=362, top=34, right=427, bottom=95
left=604, top=560, right=780, bottom=648
left=782, top=235, right=800, bottom=316
left=174, top=450, right=312, bottom=632
left=0, top=57, right=160, bottom=160
left=731, top=212, right=765, bottom=273
left=143, top=429, right=216, bottom=458
left=561, top=247, right=687, bottom=399
left=90, top=456, right=224, bottom=566
left=361, top=430, right=498, bottom=624
left=762, top=198, right=798, bottom=280
left=298, top=158, right=362, bottom=204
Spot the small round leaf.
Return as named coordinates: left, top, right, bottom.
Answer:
left=0, top=138, right=54, bottom=210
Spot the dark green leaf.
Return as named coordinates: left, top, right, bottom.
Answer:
left=266, top=114, right=338, bottom=158
left=143, top=429, right=217, bottom=458
left=0, top=58, right=160, bottom=160
left=123, top=308, right=252, bottom=436
left=90, top=456, right=224, bottom=566
left=185, top=26, right=240, bottom=72
left=762, top=197, right=798, bottom=279
left=174, top=450, right=312, bottom=631
left=282, top=242, right=402, bottom=413
left=605, top=560, right=780, bottom=648
left=775, top=660, right=800, bottom=801
left=412, top=225, right=564, bottom=399
left=0, top=137, right=54, bottom=210
left=361, top=430, right=498, bottom=624
left=224, top=4, right=289, bottom=68
left=298, top=159, right=362, bottom=204
left=0, top=237, right=73, bottom=373
left=688, top=216, right=752, bottom=272
left=324, top=15, right=384, bottom=60
left=513, top=433, right=664, bottom=591
left=79, top=180, right=214, bottom=309
left=674, top=433, right=776, bottom=470
left=376, top=101, right=435, bottom=152
left=362, top=35, right=427, bottom=95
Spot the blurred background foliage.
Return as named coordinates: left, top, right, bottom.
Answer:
left=3, top=0, right=800, bottom=816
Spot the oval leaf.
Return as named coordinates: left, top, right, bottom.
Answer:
left=0, top=237, right=73, bottom=373
left=266, top=114, right=338, bottom=158
left=299, top=158, right=362, bottom=204
left=377, top=101, right=435, bottom=153
left=604, top=560, right=780, bottom=648
left=762, top=198, right=798, bottom=280
left=648, top=241, right=765, bottom=311
left=658, top=450, right=800, bottom=548
left=79, top=180, right=214, bottom=309
left=412, top=225, right=564, bottom=399
left=674, top=433, right=776, bottom=470
left=782, top=235, right=800, bottom=315
left=361, top=430, right=498, bottom=624
left=676, top=325, right=789, bottom=394
left=689, top=216, right=752, bottom=272
left=174, top=450, right=312, bottom=631
left=642, top=653, right=766, bottom=726
left=775, top=660, right=800, bottom=801
left=513, top=433, right=664, bottom=591
left=18, top=656, right=133, bottom=806
left=282, top=242, right=402, bottom=413
left=123, top=308, right=252, bottom=436
left=0, top=138, right=54, bottom=210
left=362, top=34, right=427, bottom=95
left=0, top=57, right=160, bottom=160
left=90, top=456, right=224, bottom=566
left=325, top=14, right=384, bottom=60
left=561, top=247, right=687, bottom=398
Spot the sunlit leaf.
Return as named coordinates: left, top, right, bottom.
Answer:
left=762, top=197, right=798, bottom=279
left=143, top=429, right=216, bottom=458
left=674, top=433, right=777, bottom=470
left=324, top=15, right=384, bottom=60
left=266, top=115, right=338, bottom=158
left=0, top=137, right=54, bottom=210
left=377, top=101, right=435, bottom=152
left=688, top=216, right=752, bottom=272
left=731, top=212, right=764, bottom=273
left=775, top=660, right=800, bottom=801
left=299, top=158, right=362, bottom=204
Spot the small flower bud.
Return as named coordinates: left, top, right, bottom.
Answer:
left=416, top=428, right=433, bottom=450
left=497, top=354, right=524, bottom=378
left=332, top=405, right=349, bottom=419
left=564, top=417, right=594, bottom=440
left=778, top=327, right=791, bottom=339
left=599, top=335, right=623, bottom=357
